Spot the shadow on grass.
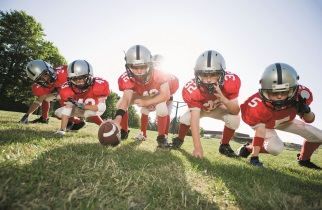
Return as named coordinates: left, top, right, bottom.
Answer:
left=178, top=149, right=322, bottom=210
left=0, top=140, right=220, bottom=210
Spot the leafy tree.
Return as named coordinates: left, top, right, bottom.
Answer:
left=101, top=91, right=120, bottom=120
left=128, top=106, right=140, bottom=128
left=0, top=10, right=67, bottom=111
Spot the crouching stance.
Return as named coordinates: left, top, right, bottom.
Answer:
left=239, top=63, right=322, bottom=169
left=54, top=60, right=110, bottom=135
left=170, top=50, right=241, bottom=158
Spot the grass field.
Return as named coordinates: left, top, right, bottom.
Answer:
left=1, top=110, right=322, bottom=210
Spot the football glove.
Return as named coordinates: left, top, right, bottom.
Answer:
left=19, top=113, right=29, bottom=124
left=68, top=97, right=85, bottom=109
left=297, top=95, right=311, bottom=115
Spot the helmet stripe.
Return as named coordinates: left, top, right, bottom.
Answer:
left=70, top=60, right=76, bottom=73
left=84, top=60, right=90, bottom=73
left=207, top=51, right=212, bottom=67
left=26, top=67, right=35, bottom=76
left=136, top=45, right=140, bottom=60
left=276, top=63, right=282, bottom=84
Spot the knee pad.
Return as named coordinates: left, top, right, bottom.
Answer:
left=54, top=107, right=64, bottom=118
left=264, top=136, right=284, bottom=156
left=84, top=110, right=97, bottom=118
left=156, top=102, right=168, bottom=117
left=180, top=111, right=191, bottom=125
left=223, top=114, right=240, bottom=130
left=140, top=107, right=150, bottom=115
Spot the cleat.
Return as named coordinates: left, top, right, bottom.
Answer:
left=121, top=129, right=130, bottom=140
left=297, top=154, right=321, bottom=170
left=219, top=144, right=239, bottom=158
left=70, top=120, right=87, bottom=131
left=30, top=116, right=49, bottom=124
left=156, top=135, right=169, bottom=148
left=66, top=121, right=75, bottom=131
left=170, top=137, right=184, bottom=149
left=237, top=143, right=251, bottom=158
left=132, top=132, right=146, bottom=141
left=250, top=157, right=263, bottom=167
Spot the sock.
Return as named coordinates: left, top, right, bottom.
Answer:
left=178, top=123, right=190, bottom=140
left=165, top=115, right=170, bottom=135
left=86, top=115, right=103, bottom=125
left=120, top=110, right=129, bottom=132
left=299, top=140, right=322, bottom=160
left=157, top=115, right=167, bottom=135
left=41, top=101, right=50, bottom=119
left=221, top=126, right=235, bottom=144
left=141, top=114, right=148, bottom=137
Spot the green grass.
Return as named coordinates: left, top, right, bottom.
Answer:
left=1, top=110, right=322, bottom=210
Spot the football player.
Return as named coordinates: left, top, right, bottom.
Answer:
left=133, top=54, right=179, bottom=142
left=19, top=60, right=67, bottom=124
left=169, top=50, right=241, bottom=159
left=239, top=63, right=322, bottom=169
left=110, top=45, right=171, bottom=148
left=54, top=60, right=110, bottom=135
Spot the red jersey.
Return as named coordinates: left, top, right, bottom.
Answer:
left=241, top=85, right=313, bottom=128
left=60, top=77, right=110, bottom=105
left=182, top=72, right=241, bottom=112
left=169, top=74, right=179, bottom=95
left=31, top=65, right=68, bottom=96
left=118, top=70, right=170, bottom=96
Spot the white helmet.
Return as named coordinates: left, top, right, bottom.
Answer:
left=259, top=63, right=299, bottom=110
left=194, top=50, right=226, bottom=94
left=26, top=60, right=56, bottom=88
left=67, top=60, right=94, bottom=93
left=125, top=45, right=153, bottom=83
left=152, top=54, right=165, bottom=71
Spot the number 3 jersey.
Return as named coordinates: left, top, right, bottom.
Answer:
left=60, top=77, right=110, bottom=105
left=31, top=65, right=68, bottom=96
left=118, top=70, right=171, bottom=96
left=182, top=72, right=241, bottom=112
left=240, top=85, right=313, bottom=129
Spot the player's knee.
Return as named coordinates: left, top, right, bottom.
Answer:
left=84, top=110, right=97, bottom=118
left=265, top=138, right=284, bottom=156
left=54, top=107, right=63, bottom=118
left=140, top=107, right=150, bottom=115
left=156, top=103, right=168, bottom=117
left=224, top=114, right=240, bottom=130
left=180, top=112, right=191, bottom=125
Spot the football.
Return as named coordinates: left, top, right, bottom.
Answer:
left=98, top=121, right=121, bottom=146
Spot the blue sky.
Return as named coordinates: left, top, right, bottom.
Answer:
left=2, top=0, right=322, bottom=144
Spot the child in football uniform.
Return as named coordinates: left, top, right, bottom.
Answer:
left=239, top=63, right=322, bottom=169
left=54, top=60, right=110, bottom=135
left=170, top=50, right=241, bottom=158
left=133, top=54, right=179, bottom=142
left=19, top=60, right=67, bottom=124
left=110, top=45, right=171, bottom=148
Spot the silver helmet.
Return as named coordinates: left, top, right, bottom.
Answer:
left=125, top=45, right=153, bottom=83
left=152, top=54, right=165, bottom=71
left=259, top=63, right=299, bottom=110
left=26, top=60, right=57, bottom=88
left=194, top=50, right=226, bottom=94
left=67, top=60, right=94, bottom=93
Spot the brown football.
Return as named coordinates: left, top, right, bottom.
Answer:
left=98, top=121, right=120, bottom=146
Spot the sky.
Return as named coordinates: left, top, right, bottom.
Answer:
left=2, top=0, right=322, bottom=144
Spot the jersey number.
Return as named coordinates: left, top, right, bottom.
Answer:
left=185, top=79, right=197, bottom=94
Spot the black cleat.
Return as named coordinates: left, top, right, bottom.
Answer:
left=297, top=154, right=322, bottom=170
left=121, top=129, right=130, bottom=140
left=237, top=143, right=251, bottom=158
left=156, top=135, right=169, bottom=148
left=219, top=144, right=239, bottom=158
left=66, top=121, right=75, bottom=131
left=170, top=137, right=183, bottom=149
left=250, top=156, right=263, bottom=167
left=30, top=116, right=49, bottom=124
left=70, top=121, right=87, bottom=131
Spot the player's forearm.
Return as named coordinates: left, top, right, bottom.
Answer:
left=222, top=99, right=240, bottom=115
left=146, top=92, right=170, bottom=106
left=191, top=112, right=202, bottom=149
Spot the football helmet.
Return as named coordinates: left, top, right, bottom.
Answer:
left=194, top=50, right=226, bottom=94
left=125, top=45, right=153, bottom=83
left=259, top=63, right=299, bottom=110
left=152, top=54, right=165, bottom=71
left=67, top=60, right=94, bottom=93
left=26, top=60, right=57, bottom=88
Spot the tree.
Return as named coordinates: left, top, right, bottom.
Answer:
left=0, top=10, right=67, bottom=111
left=128, top=106, right=140, bottom=128
left=101, top=91, right=120, bottom=120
